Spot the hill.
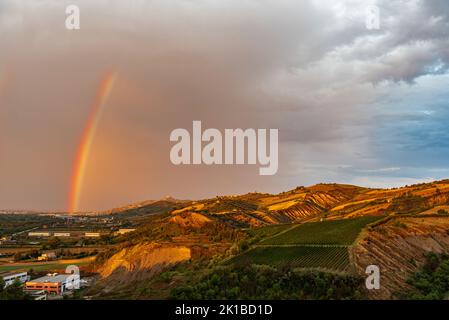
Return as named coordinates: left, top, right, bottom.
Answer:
left=160, top=180, right=449, bottom=228
left=80, top=179, right=449, bottom=299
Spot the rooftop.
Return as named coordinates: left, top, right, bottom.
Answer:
left=0, top=271, right=27, bottom=277
left=28, top=273, right=73, bottom=283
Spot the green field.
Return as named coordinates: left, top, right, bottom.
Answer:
left=247, top=224, right=295, bottom=239
left=231, top=216, right=383, bottom=272
left=0, top=260, right=91, bottom=273
left=230, top=246, right=350, bottom=271
left=261, top=216, right=381, bottom=245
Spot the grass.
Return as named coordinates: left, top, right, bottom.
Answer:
left=0, top=259, right=92, bottom=273
left=230, top=246, right=350, bottom=271
left=261, top=216, right=381, bottom=245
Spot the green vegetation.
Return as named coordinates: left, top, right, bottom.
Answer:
left=0, top=214, right=59, bottom=236
left=261, top=216, right=381, bottom=245
left=247, top=224, right=294, bottom=239
left=387, top=194, right=428, bottom=214
left=0, top=260, right=91, bottom=273
left=230, top=217, right=380, bottom=273
left=401, top=252, right=449, bottom=299
left=230, top=246, right=349, bottom=271
left=0, top=279, right=30, bottom=300
left=170, top=264, right=363, bottom=300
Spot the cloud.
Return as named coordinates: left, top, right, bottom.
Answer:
left=349, top=176, right=436, bottom=189
left=0, top=0, right=448, bottom=210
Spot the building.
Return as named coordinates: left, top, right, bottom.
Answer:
left=25, top=273, right=80, bottom=295
left=53, top=232, right=71, bottom=237
left=115, top=228, right=136, bottom=235
left=28, top=232, right=51, bottom=237
left=23, top=289, right=47, bottom=300
left=84, top=232, right=101, bottom=237
left=37, top=252, right=57, bottom=261
left=0, top=271, right=29, bottom=287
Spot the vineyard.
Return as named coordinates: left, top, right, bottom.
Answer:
left=247, top=223, right=295, bottom=239
left=261, top=216, right=381, bottom=245
left=230, top=246, right=350, bottom=271
left=231, top=216, right=382, bottom=272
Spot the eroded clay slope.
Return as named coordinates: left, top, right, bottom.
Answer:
left=351, top=216, right=449, bottom=299
left=98, top=243, right=191, bottom=280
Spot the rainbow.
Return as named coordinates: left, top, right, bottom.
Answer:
left=68, top=72, right=117, bottom=212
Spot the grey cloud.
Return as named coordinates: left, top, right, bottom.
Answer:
left=0, top=0, right=448, bottom=210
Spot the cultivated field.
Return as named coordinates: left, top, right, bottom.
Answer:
left=0, top=257, right=94, bottom=273
left=261, top=216, right=382, bottom=245
left=231, top=216, right=382, bottom=272
left=231, top=246, right=350, bottom=271
left=247, top=224, right=295, bottom=239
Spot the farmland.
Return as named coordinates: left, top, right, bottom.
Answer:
left=230, top=216, right=383, bottom=272
left=261, top=216, right=382, bottom=245
left=247, top=223, right=295, bottom=239
left=230, top=246, right=350, bottom=271
left=0, top=256, right=94, bottom=273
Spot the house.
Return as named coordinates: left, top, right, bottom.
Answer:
left=1, top=271, right=29, bottom=287
left=25, top=273, right=80, bottom=295
left=37, top=252, right=57, bottom=261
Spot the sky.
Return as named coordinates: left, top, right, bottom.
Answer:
left=1, top=0, right=449, bottom=211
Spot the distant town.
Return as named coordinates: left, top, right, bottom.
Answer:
left=0, top=212, right=137, bottom=299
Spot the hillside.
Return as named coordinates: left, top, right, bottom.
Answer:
left=351, top=216, right=449, bottom=299
left=87, top=179, right=449, bottom=299
left=160, top=180, right=449, bottom=228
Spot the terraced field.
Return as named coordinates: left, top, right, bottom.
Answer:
left=231, top=246, right=350, bottom=271
left=261, top=216, right=382, bottom=245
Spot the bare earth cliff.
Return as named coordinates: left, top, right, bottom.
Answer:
left=351, top=216, right=449, bottom=299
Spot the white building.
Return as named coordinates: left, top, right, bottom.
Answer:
left=115, top=228, right=136, bottom=235
left=1, top=271, right=29, bottom=287
left=84, top=232, right=100, bottom=237
left=54, top=232, right=71, bottom=237
left=28, top=232, right=51, bottom=237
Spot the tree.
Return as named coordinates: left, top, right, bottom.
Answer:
left=0, top=279, right=30, bottom=300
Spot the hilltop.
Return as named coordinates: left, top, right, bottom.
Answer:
left=149, top=180, right=449, bottom=227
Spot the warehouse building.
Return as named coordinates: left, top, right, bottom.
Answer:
left=28, top=232, right=51, bottom=237
left=0, top=271, right=29, bottom=287
left=25, top=273, right=80, bottom=295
